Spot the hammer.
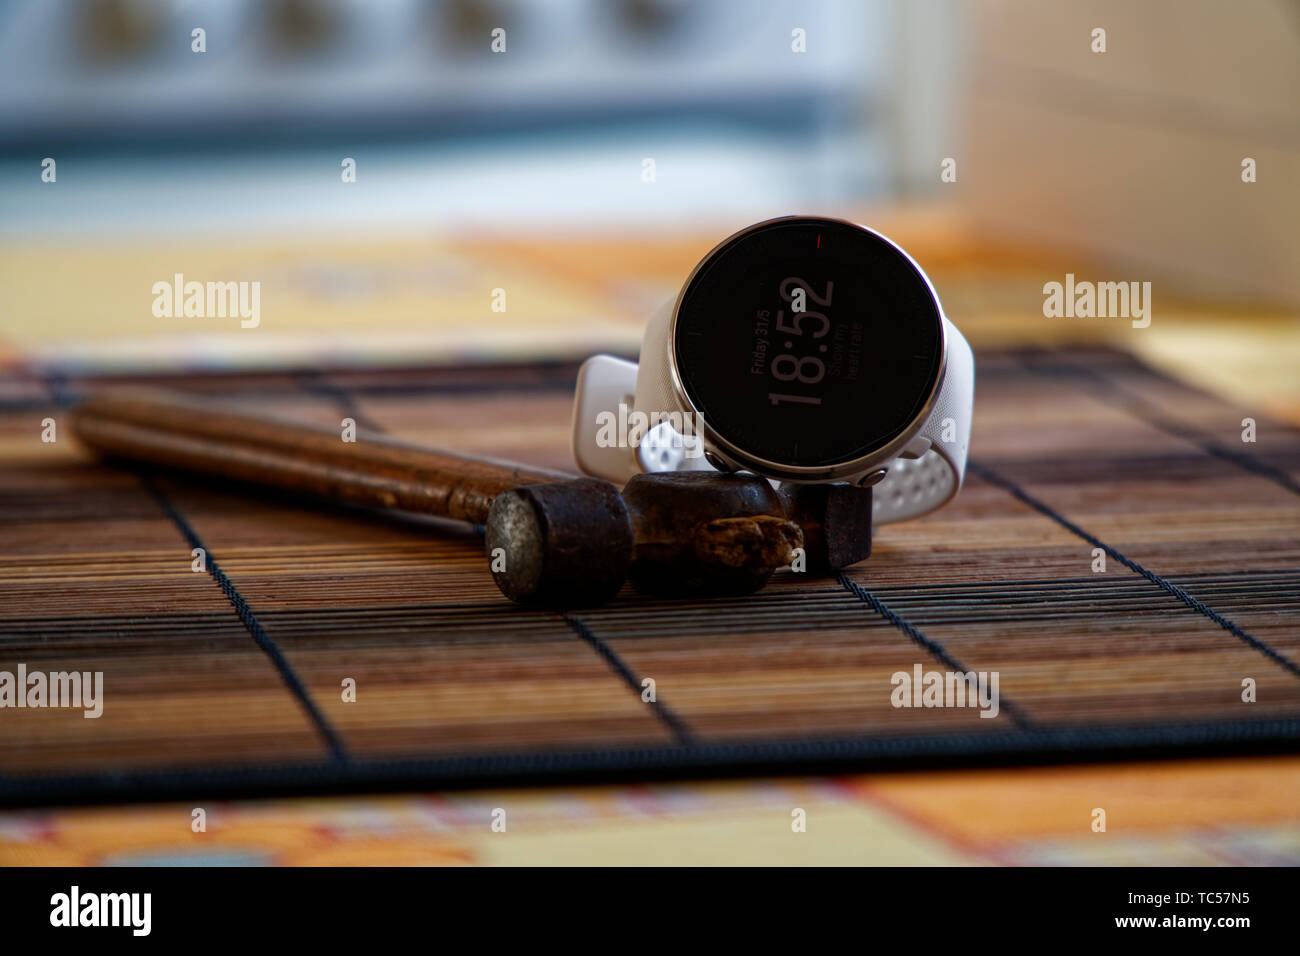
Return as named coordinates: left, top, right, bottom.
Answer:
left=72, top=390, right=872, bottom=606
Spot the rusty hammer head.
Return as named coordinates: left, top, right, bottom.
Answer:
left=484, top=472, right=872, bottom=607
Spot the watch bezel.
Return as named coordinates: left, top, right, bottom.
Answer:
left=665, top=215, right=948, bottom=483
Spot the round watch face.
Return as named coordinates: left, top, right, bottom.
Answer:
left=672, top=217, right=944, bottom=471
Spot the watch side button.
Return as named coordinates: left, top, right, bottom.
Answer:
left=857, top=468, right=888, bottom=487
left=704, top=450, right=735, bottom=473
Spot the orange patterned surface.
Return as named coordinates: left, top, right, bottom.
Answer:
left=3, top=756, right=1296, bottom=866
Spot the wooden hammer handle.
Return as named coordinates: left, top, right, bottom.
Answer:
left=73, top=389, right=569, bottom=525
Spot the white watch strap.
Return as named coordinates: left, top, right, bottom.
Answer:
left=871, top=317, right=973, bottom=524
left=572, top=354, right=642, bottom=482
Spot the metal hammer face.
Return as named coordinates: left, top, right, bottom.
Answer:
left=485, top=477, right=635, bottom=607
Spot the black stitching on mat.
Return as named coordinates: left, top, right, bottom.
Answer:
left=292, top=370, right=387, bottom=434
left=38, top=371, right=80, bottom=410
left=143, top=477, right=351, bottom=762
left=562, top=614, right=696, bottom=746
left=969, top=459, right=1300, bottom=679
left=836, top=574, right=1037, bottom=730
left=1019, top=351, right=1300, bottom=497
left=3, top=717, right=1300, bottom=808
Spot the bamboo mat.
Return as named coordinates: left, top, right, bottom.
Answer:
left=0, top=345, right=1298, bottom=806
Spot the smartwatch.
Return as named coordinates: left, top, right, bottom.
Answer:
left=572, top=215, right=974, bottom=525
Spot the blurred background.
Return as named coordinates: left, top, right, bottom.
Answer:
left=0, top=0, right=927, bottom=228
left=0, top=0, right=1297, bottom=408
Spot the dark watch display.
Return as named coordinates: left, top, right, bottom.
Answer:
left=672, top=217, right=944, bottom=469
